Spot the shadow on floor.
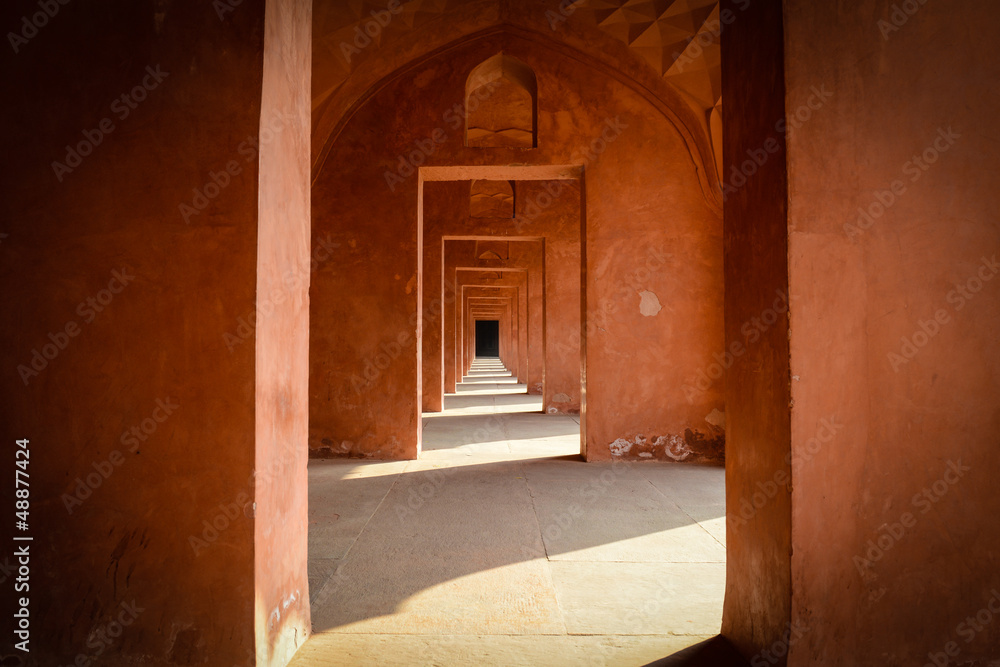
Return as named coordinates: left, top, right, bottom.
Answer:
left=644, top=636, right=751, bottom=667
left=308, top=357, right=725, bottom=638
left=420, top=413, right=580, bottom=450
left=308, top=456, right=725, bottom=632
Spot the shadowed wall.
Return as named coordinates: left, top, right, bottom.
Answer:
left=0, top=0, right=311, bottom=663
left=310, top=32, right=724, bottom=462
left=784, top=1, right=1000, bottom=664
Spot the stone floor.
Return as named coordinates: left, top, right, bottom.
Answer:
left=290, top=359, right=732, bottom=666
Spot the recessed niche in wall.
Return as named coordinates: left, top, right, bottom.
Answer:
left=465, top=53, right=537, bottom=148
left=474, top=241, right=510, bottom=266
left=470, top=180, right=515, bottom=218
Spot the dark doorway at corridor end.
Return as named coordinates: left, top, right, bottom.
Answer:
left=475, top=320, right=500, bottom=357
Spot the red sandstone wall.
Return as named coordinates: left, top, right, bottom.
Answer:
left=310, top=33, right=724, bottom=462
left=720, top=0, right=793, bottom=661
left=784, top=1, right=1000, bottom=664
left=0, top=0, right=268, bottom=663
left=254, top=0, right=312, bottom=664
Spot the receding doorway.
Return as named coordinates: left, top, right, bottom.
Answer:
left=475, top=320, right=500, bottom=357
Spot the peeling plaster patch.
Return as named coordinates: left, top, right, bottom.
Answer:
left=267, top=588, right=302, bottom=646
left=705, top=408, right=726, bottom=428
left=654, top=434, right=692, bottom=461
left=269, top=590, right=302, bottom=631
left=609, top=438, right=633, bottom=456
left=282, top=589, right=300, bottom=613
left=553, top=392, right=571, bottom=402
left=315, top=439, right=357, bottom=458
left=639, top=290, right=662, bottom=316
left=609, top=433, right=694, bottom=461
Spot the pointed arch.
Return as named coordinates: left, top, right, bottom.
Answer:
left=465, top=53, right=537, bottom=148
left=470, top=180, right=515, bottom=217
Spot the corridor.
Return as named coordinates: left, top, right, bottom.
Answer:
left=293, top=359, right=727, bottom=666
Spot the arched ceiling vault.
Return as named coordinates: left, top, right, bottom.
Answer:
left=312, top=0, right=723, bottom=210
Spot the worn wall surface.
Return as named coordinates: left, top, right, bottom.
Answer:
left=254, top=0, right=312, bottom=664
left=783, top=1, right=1000, bottom=665
left=311, top=31, right=723, bottom=461
left=0, top=0, right=269, bottom=663
left=720, top=0, right=793, bottom=661
left=579, top=83, right=724, bottom=463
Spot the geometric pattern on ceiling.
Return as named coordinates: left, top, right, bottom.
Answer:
left=313, top=0, right=721, bottom=114
left=570, top=0, right=721, bottom=110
